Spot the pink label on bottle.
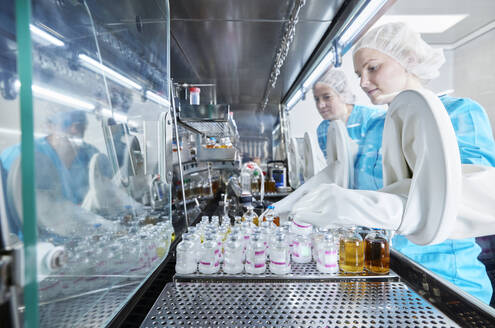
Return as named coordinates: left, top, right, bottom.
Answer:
left=293, top=241, right=300, bottom=246
left=254, top=263, right=265, bottom=268
left=325, top=250, right=337, bottom=255
left=214, top=249, right=220, bottom=254
left=255, top=250, right=265, bottom=256
left=293, top=252, right=300, bottom=257
left=246, top=260, right=252, bottom=265
left=294, top=221, right=311, bottom=228
left=324, top=263, right=337, bottom=268
left=244, top=236, right=250, bottom=240
left=214, top=261, right=219, bottom=267
left=270, top=260, right=286, bottom=266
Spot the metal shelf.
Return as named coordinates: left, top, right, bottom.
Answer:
left=177, top=104, right=238, bottom=138
left=140, top=281, right=460, bottom=328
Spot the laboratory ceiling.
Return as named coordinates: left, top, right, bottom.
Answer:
left=169, top=0, right=346, bottom=114
left=387, top=0, right=495, bottom=44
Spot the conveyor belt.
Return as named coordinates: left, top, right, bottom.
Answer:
left=140, top=281, right=460, bottom=328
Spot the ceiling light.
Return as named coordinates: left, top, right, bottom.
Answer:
left=30, top=24, right=65, bottom=47
left=32, top=84, right=95, bottom=110
left=374, top=15, right=468, bottom=34
left=286, top=89, right=303, bottom=109
left=339, top=0, right=388, bottom=46
left=146, top=90, right=170, bottom=107
left=302, top=51, right=334, bottom=90
left=101, top=108, right=128, bottom=122
left=79, top=54, right=142, bottom=91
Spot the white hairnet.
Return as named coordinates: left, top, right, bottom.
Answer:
left=313, top=68, right=356, bottom=104
left=352, top=22, right=445, bottom=82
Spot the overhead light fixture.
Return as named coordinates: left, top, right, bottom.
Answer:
left=286, top=89, right=303, bottom=109
left=101, top=108, right=128, bottom=122
left=29, top=24, right=65, bottom=47
left=339, top=0, right=388, bottom=46
left=375, top=15, right=468, bottom=34
left=302, top=51, right=334, bottom=90
left=78, top=54, right=142, bottom=91
left=32, top=84, right=95, bottom=110
left=145, top=90, right=170, bottom=107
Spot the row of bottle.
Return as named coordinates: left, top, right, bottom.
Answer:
left=60, top=215, right=176, bottom=277
left=204, top=137, right=233, bottom=149
left=176, top=176, right=221, bottom=201
left=248, top=207, right=389, bottom=274
left=245, top=171, right=277, bottom=194
left=176, top=211, right=390, bottom=275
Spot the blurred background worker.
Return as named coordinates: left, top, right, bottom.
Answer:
left=1, top=110, right=107, bottom=204
left=286, top=22, right=495, bottom=304
left=314, top=68, right=386, bottom=190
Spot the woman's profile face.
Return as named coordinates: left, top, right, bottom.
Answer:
left=353, top=48, right=409, bottom=105
left=313, top=82, right=347, bottom=120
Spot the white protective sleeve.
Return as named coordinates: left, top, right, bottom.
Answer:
left=325, top=119, right=358, bottom=189
left=291, top=89, right=464, bottom=245
left=274, top=120, right=354, bottom=220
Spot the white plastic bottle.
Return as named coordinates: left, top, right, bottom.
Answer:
left=198, top=233, right=220, bottom=274
left=317, top=233, right=338, bottom=274
left=175, top=233, right=197, bottom=274
left=223, top=234, right=244, bottom=274
left=269, top=233, right=291, bottom=274
left=245, top=233, right=266, bottom=274
left=291, top=220, right=313, bottom=264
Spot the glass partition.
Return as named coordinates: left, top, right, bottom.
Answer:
left=1, top=0, right=171, bottom=326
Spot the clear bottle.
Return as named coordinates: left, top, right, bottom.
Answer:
left=364, top=229, right=390, bottom=274
left=311, top=227, right=329, bottom=262
left=162, top=215, right=175, bottom=242
left=211, top=215, right=220, bottom=227
left=245, top=233, right=266, bottom=274
left=281, top=221, right=294, bottom=255
left=212, top=227, right=224, bottom=263
left=234, top=216, right=242, bottom=226
left=240, top=220, right=253, bottom=257
left=223, top=234, right=244, bottom=274
left=186, top=226, right=201, bottom=261
left=242, top=205, right=259, bottom=227
left=317, top=233, right=339, bottom=274
left=175, top=233, right=197, bottom=274
left=259, top=221, right=274, bottom=253
left=261, top=205, right=277, bottom=229
left=198, top=233, right=220, bottom=274
left=269, top=233, right=291, bottom=274
left=291, top=220, right=313, bottom=263
left=339, top=226, right=364, bottom=273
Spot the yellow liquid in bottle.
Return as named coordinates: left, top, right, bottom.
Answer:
left=171, top=232, right=176, bottom=242
left=253, top=216, right=259, bottom=226
left=339, top=239, right=364, bottom=273
left=364, top=238, right=390, bottom=274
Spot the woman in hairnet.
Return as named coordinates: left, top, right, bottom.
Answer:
left=314, top=68, right=386, bottom=190
left=351, top=21, right=495, bottom=304
left=1, top=110, right=102, bottom=204
left=283, top=22, right=495, bottom=304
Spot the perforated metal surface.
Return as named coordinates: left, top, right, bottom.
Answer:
left=40, top=281, right=140, bottom=328
left=141, top=281, right=460, bottom=327
left=175, top=260, right=399, bottom=281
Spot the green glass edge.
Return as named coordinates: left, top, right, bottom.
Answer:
left=15, top=0, right=39, bottom=327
